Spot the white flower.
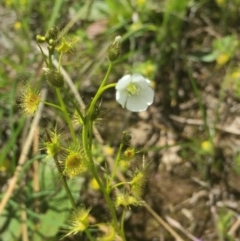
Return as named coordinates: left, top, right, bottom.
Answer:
left=115, top=74, right=154, bottom=112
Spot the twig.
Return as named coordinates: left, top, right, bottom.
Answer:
left=228, top=216, right=240, bottom=237
left=21, top=202, right=29, bottom=241
left=165, top=215, right=200, bottom=241
left=33, top=126, right=40, bottom=212
left=170, top=114, right=240, bottom=135
left=144, top=202, right=185, bottom=241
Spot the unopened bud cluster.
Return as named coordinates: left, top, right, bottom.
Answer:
left=107, top=36, right=122, bottom=61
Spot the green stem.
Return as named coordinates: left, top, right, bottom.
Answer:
left=120, top=208, right=127, bottom=240
left=82, top=127, right=124, bottom=239
left=46, top=130, right=95, bottom=240
left=85, top=229, right=95, bottom=241
left=37, top=43, right=48, bottom=66
left=54, top=155, right=76, bottom=208
left=48, top=49, right=53, bottom=68
left=62, top=88, right=85, bottom=124
left=109, top=142, right=124, bottom=188
left=58, top=52, right=63, bottom=71
left=101, top=83, right=116, bottom=93
left=45, top=129, right=76, bottom=208
left=81, top=61, right=126, bottom=240
left=187, top=65, right=212, bottom=140
left=55, top=88, right=77, bottom=143
left=110, top=181, right=129, bottom=191
left=87, top=62, right=113, bottom=117
left=43, top=101, right=62, bottom=111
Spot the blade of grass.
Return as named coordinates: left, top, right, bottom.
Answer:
left=47, top=0, right=65, bottom=28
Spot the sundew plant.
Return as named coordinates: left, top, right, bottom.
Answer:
left=19, top=26, right=154, bottom=240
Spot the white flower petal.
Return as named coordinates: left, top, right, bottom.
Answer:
left=139, top=86, right=154, bottom=104
left=116, top=90, right=128, bottom=108
left=126, top=95, right=148, bottom=112
left=131, top=73, right=145, bottom=82
left=116, top=75, right=131, bottom=90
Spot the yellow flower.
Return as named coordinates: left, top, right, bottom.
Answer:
left=104, top=145, right=114, bottom=156
left=137, top=0, right=146, bottom=7
left=90, top=178, right=100, bottom=190
left=201, top=140, right=214, bottom=154
left=215, top=0, right=225, bottom=7
left=20, top=0, right=27, bottom=5
left=119, top=160, right=130, bottom=172
left=216, top=53, right=230, bottom=66
left=14, top=21, right=21, bottom=30
left=5, top=0, right=12, bottom=7
left=231, top=70, right=240, bottom=79
left=130, top=22, right=142, bottom=31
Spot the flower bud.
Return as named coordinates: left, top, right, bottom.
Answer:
left=36, top=35, right=46, bottom=43
left=122, top=131, right=131, bottom=145
left=44, top=68, right=64, bottom=88
left=45, top=26, right=59, bottom=43
left=107, top=36, right=121, bottom=61
left=124, top=147, right=135, bottom=160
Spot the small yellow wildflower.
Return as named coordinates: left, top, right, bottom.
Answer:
left=119, top=160, right=130, bottom=172
left=215, top=0, right=225, bottom=7
left=231, top=70, right=240, bottom=79
left=130, top=22, right=142, bottom=31
left=5, top=0, right=12, bottom=7
left=216, top=53, right=230, bottom=66
left=137, top=0, right=146, bottom=7
left=20, top=0, right=27, bottom=5
left=90, top=178, right=100, bottom=190
left=201, top=140, right=214, bottom=154
left=14, top=21, right=21, bottom=30
left=145, top=63, right=155, bottom=76
left=104, top=146, right=114, bottom=156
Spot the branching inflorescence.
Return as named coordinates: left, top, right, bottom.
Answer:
left=19, top=26, right=154, bottom=240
